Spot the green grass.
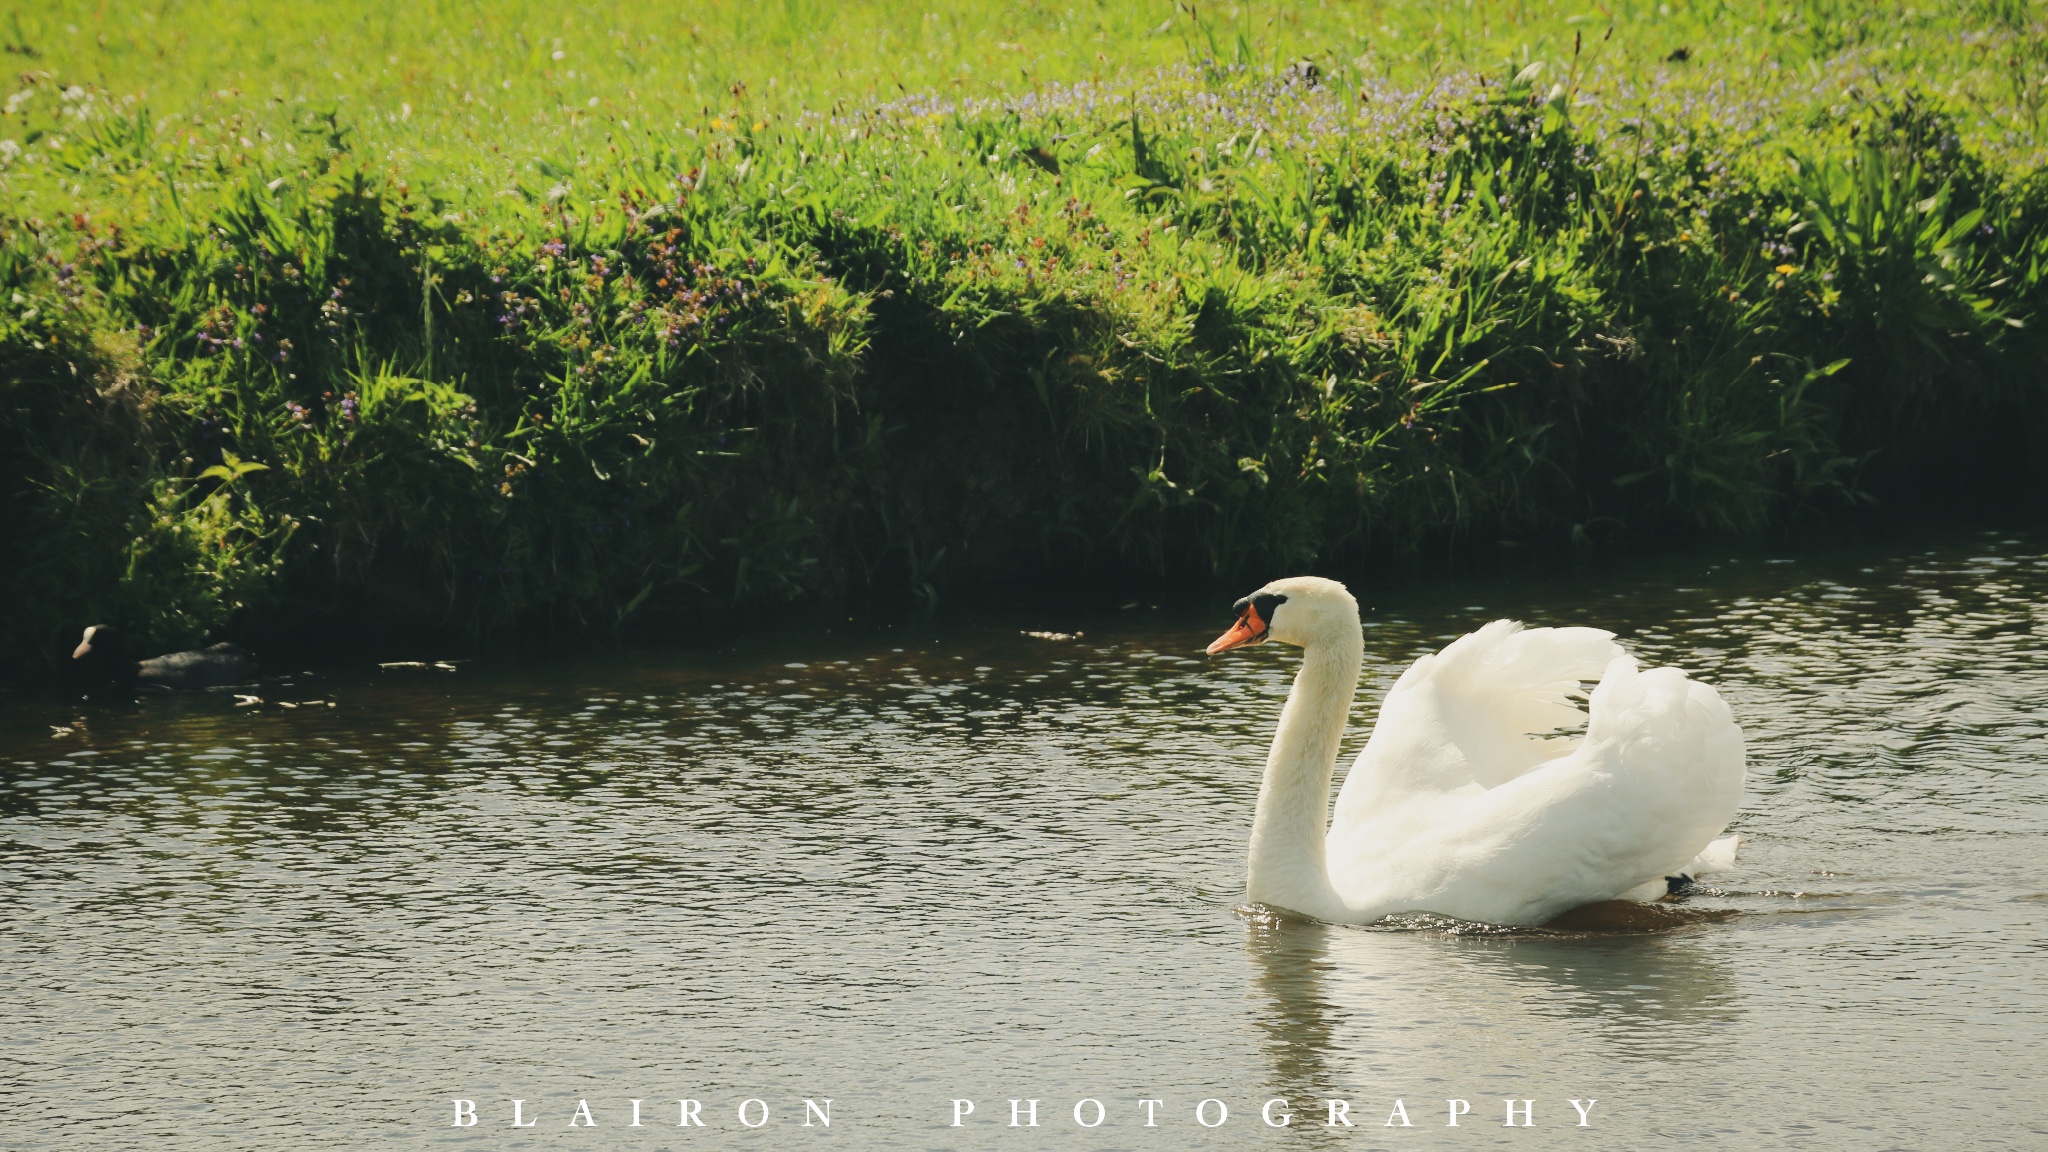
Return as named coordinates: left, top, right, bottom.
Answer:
left=5, top=1, right=2048, bottom=668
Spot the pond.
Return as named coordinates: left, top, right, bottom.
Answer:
left=5, top=531, right=2046, bottom=1148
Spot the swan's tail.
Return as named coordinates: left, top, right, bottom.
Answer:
left=1620, top=835, right=1744, bottom=902
left=1688, top=834, right=1742, bottom=876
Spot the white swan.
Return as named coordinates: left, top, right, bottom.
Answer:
left=1207, top=576, right=1746, bottom=926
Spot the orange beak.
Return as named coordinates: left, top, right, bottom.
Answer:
left=1206, top=604, right=1269, bottom=655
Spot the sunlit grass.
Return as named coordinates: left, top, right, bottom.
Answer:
left=8, top=2, right=2044, bottom=208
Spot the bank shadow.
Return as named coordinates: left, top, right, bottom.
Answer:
left=1245, top=915, right=1745, bottom=1102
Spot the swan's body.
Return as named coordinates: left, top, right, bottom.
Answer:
left=1211, top=577, right=1745, bottom=926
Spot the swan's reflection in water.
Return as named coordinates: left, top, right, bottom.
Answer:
left=1246, top=915, right=1744, bottom=1103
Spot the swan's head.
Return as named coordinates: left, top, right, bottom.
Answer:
left=1205, top=576, right=1358, bottom=654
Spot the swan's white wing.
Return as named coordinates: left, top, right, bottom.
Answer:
left=1445, top=655, right=1747, bottom=920
left=1572, top=655, right=1747, bottom=886
left=1330, top=652, right=1747, bottom=925
left=1333, top=621, right=1624, bottom=827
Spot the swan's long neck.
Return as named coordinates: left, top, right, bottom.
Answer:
left=1245, top=622, right=1361, bottom=919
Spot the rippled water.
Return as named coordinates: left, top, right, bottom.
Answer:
left=5, top=532, right=2047, bottom=1149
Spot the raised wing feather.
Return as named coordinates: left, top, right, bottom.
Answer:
left=1334, top=621, right=1624, bottom=823
left=1332, top=649, right=1748, bottom=924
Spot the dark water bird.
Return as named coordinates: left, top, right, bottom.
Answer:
left=71, top=625, right=258, bottom=693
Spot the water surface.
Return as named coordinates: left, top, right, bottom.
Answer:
left=5, top=532, right=2047, bottom=1148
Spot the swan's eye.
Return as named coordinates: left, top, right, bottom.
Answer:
left=1250, top=593, right=1286, bottom=629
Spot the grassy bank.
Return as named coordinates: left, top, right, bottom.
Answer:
left=4, top=1, right=2048, bottom=670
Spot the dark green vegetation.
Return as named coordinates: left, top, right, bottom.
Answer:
left=5, top=1, right=2048, bottom=670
